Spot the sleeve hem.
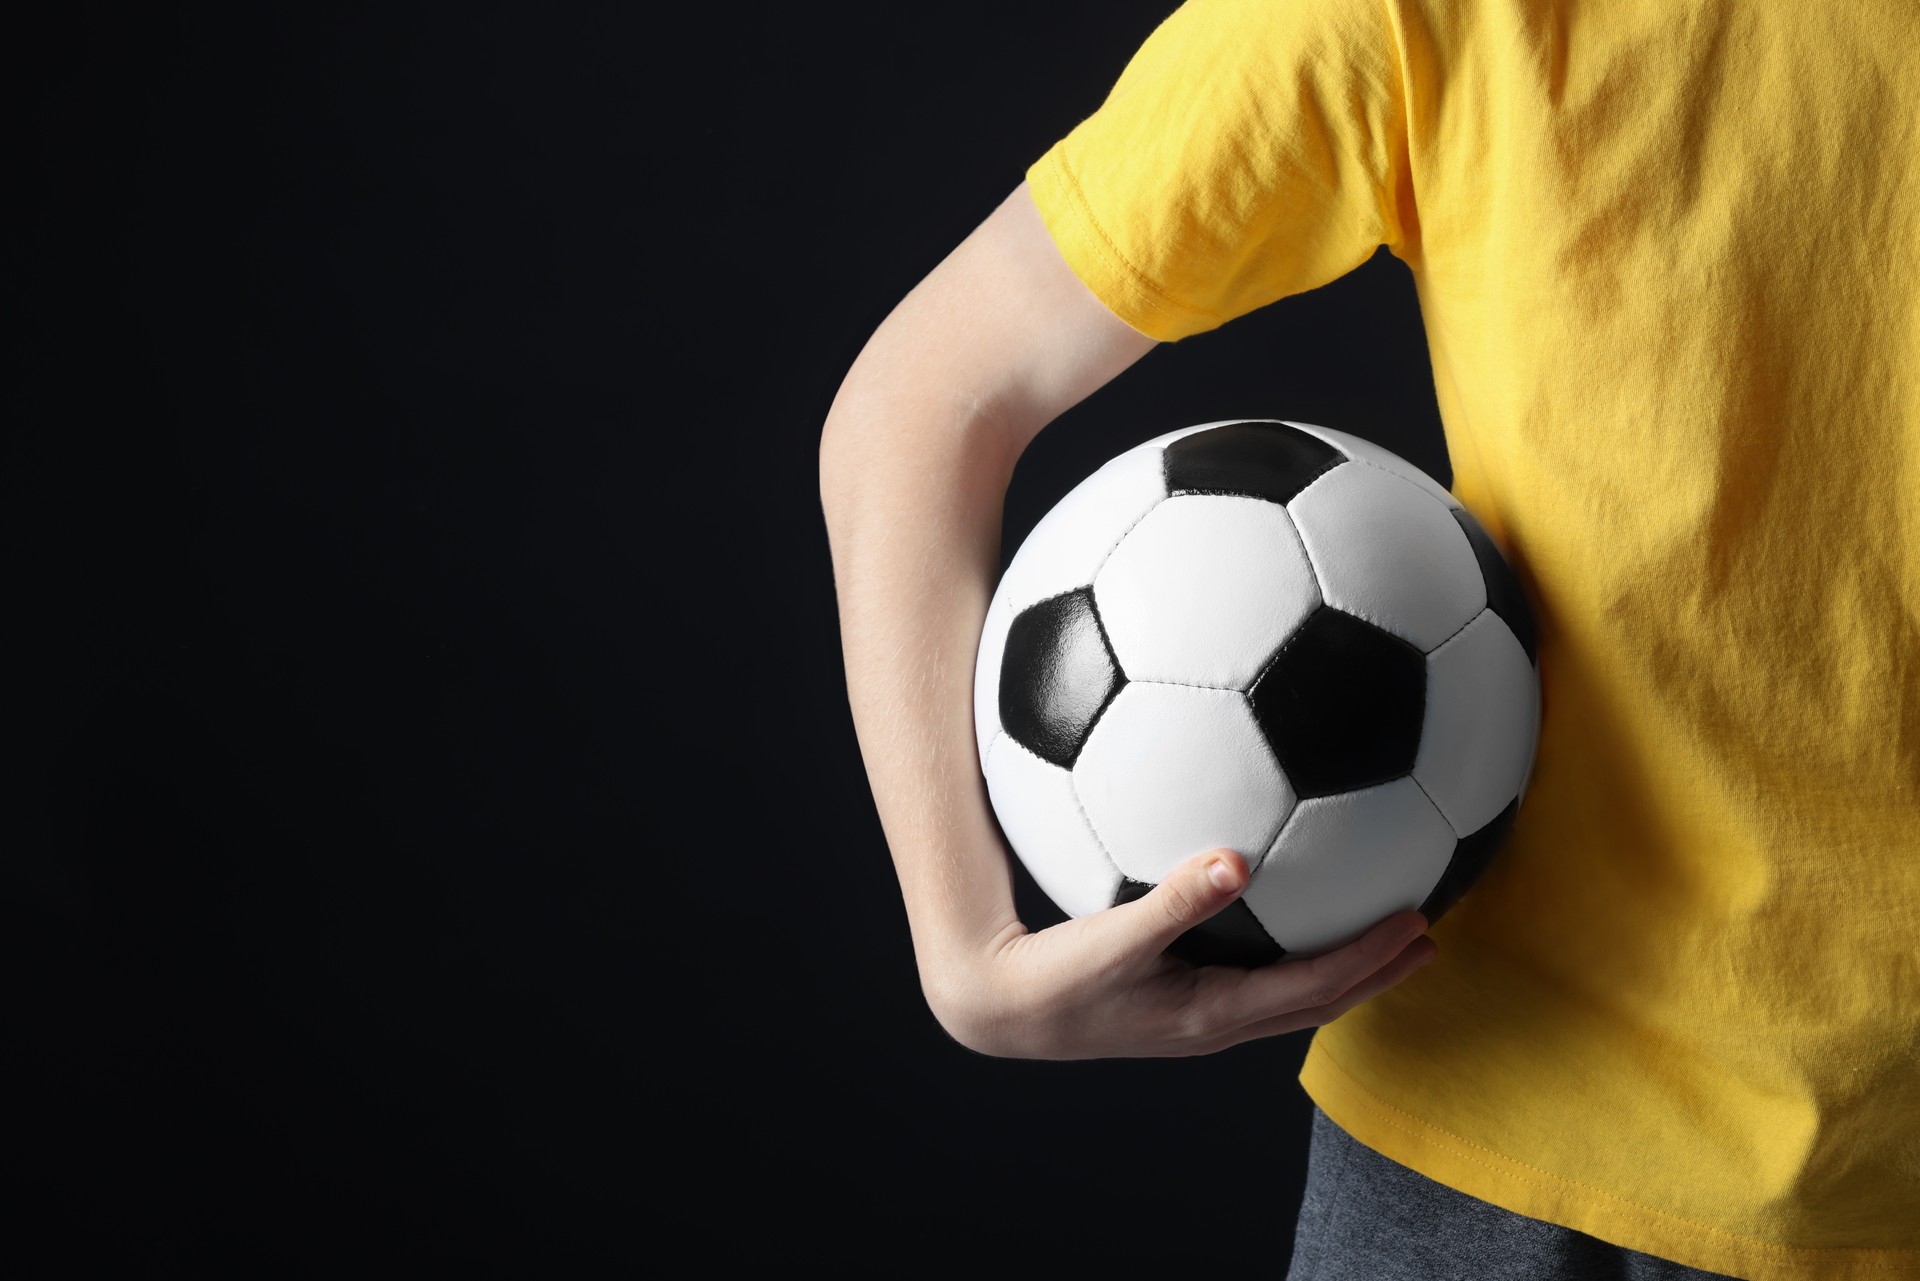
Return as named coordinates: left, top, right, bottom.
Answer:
left=1023, top=141, right=1227, bottom=344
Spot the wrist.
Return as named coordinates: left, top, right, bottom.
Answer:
left=914, top=919, right=1035, bottom=1056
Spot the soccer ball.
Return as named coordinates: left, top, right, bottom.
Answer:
left=974, top=419, right=1540, bottom=965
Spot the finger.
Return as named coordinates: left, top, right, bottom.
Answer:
left=1207, top=909, right=1431, bottom=1029
left=1085, top=848, right=1251, bottom=968
left=1203, top=935, right=1438, bottom=1052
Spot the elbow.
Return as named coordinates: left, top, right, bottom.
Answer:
left=817, top=339, right=1026, bottom=538
left=817, top=391, right=864, bottom=532
left=818, top=346, right=887, bottom=524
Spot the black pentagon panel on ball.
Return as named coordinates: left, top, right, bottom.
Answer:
left=1450, top=507, right=1539, bottom=664
left=1250, top=607, right=1426, bottom=798
left=1163, top=421, right=1347, bottom=507
left=1114, top=879, right=1285, bottom=967
left=999, top=588, right=1125, bottom=768
left=1417, top=795, right=1519, bottom=925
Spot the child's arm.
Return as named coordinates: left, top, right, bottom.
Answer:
left=819, top=182, right=1436, bottom=1060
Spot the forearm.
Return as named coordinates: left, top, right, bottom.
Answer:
left=817, top=180, right=1169, bottom=1044
left=819, top=358, right=1028, bottom=984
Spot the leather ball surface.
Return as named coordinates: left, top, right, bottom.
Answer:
left=975, top=420, right=1540, bottom=965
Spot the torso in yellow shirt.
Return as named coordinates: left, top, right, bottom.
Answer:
left=1024, top=2, right=1920, bottom=1277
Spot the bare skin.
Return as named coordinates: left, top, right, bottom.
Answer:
left=819, top=180, right=1436, bottom=1060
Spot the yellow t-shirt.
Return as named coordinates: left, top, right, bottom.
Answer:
left=1024, top=1, right=1920, bottom=1277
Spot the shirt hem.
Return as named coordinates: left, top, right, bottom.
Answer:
left=1298, top=1036, right=1920, bottom=1281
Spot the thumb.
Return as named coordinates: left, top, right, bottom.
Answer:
left=1103, top=848, right=1249, bottom=961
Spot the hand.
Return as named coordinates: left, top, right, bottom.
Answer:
left=923, top=848, right=1437, bottom=1060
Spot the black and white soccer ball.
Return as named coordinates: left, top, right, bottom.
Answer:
left=974, top=419, right=1540, bottom=966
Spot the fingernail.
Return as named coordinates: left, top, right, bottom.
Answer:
left=1416, top=943, right=1438, bottom=968
left=1207, top=859, right=1238, bottom=891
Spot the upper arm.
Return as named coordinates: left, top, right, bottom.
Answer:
left=842, top=180, right=1159, bottom=453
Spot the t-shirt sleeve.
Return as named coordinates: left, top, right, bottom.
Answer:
left=1025, top=0, right=1417, bottom=342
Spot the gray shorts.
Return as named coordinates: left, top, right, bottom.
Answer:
left=1287, top=1106, right=1741, bottom=1280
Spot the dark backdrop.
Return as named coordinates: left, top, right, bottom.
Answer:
left=16, top=3, right=1447, bottom=1270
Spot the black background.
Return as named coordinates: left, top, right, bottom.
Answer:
left=17, top=4, right=1448, bottom=1270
